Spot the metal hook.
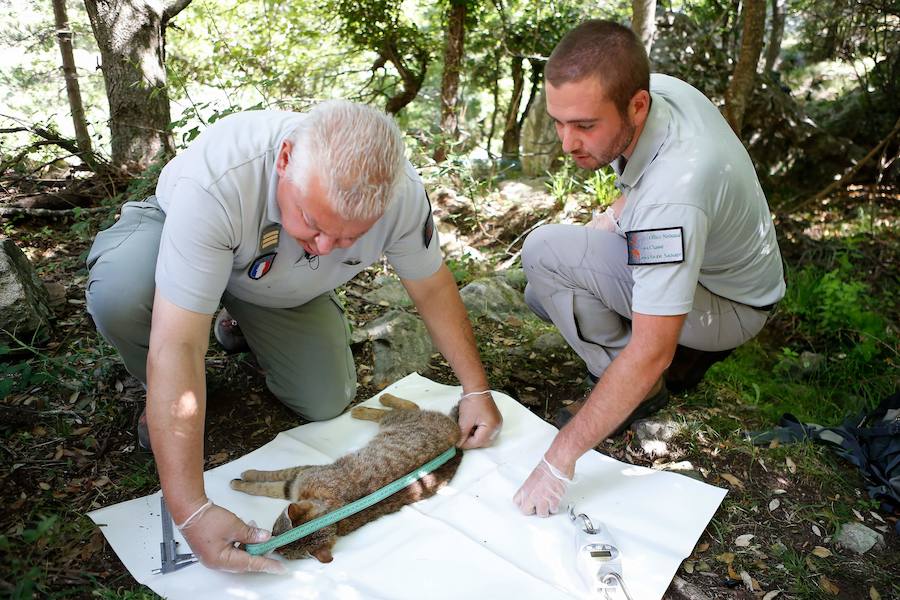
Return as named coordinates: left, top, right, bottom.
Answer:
left=567, top=504, right=596, bottom=534
left=600, top=572, right=635, bottom=600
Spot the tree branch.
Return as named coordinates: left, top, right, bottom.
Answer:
left=789, top=115, right=900, bottom=212
left=163, top=0, right=192, bottom=22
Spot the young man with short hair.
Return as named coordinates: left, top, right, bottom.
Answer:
left=513, top=20, right=784, bottom=517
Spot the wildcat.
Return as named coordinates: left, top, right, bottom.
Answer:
left=230, top=393, right=463, bottom=562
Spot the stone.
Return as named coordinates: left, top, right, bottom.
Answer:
left=499, top=267, right=527, bottom=291
left=460, top=277, right=532, bottom=324
left=663, top=575, right=713, bottom=600
left=533, top=331, right=567, bottom=353
left=834, top=522, right=885, bottom=555
left=43, top=281, right=67, bottom=309
left=351, top=310, right=434, bottom=388
left=521, top=88, right=563, bottom=177
left=655, top=460, right=704, bottom=482
left=633, top=418, right=680, bottom=458
left=362, top=275, right=411, bottom=308
left=0, top=238, right=52, bottom=346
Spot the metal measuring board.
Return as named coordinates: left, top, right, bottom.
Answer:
left=154, top=496, right=198, bottom=574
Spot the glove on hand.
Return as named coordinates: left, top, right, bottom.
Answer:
left=513, top=456, right=574, bottom=517
left=179, top=501, right=286, bottom=575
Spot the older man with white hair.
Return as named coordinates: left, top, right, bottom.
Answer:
left=85, top=100, right=502, bottom=574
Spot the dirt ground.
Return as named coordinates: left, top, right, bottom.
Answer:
left=0, top=179, right=897, bottom=599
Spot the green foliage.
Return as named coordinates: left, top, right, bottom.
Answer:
left=582, top=167, right=618, bottom=208
left=701, top=242, right=896, bottom=427
left=781, top=251, right=891, bottom=363
left=446, top=253, right=479, bottom=284
left=0, top=344, right=61, bottom=401
left=0, top=515, right=59, bottom=599
left=545, top=157, right=577, bottom=208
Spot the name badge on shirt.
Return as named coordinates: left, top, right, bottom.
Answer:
left=625, top=227, right=684, bottom=265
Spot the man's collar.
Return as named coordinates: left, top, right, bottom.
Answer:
left=613, top=91, right=671, bottom=190
left=266, top=155, right=283, bottom=225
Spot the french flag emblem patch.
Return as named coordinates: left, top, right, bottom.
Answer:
left=248, top=253, right=276, bottom=280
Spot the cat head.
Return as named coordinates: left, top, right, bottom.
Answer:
left=272, top=499, right=338, bottom=563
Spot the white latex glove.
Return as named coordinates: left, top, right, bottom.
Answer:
left=513, top=456, right=574, bottom=517
left=179, top=501, right=286, bottom=574
left=585, top=206, right=618, bottom=232
left=457, top=392, right=503, bottom=449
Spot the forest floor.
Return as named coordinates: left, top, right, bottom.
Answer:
left=0, top=174, right=897, bottom=600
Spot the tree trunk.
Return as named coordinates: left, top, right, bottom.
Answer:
left=516, top=59, right=543, bottom=133
left=83, top=0, right=191, bottom=172
left=52, top=0, right=93, bottom=164
left=725, top=0, right=766, bottom=136
left=631, top=0, right=657, bottom=55
left=764, top=0, right=785, bottom=72
left=501, top=56, right=525, bottom=160
left=434, top=0, right=467, bottom=163
left=381, top=40, right=429, bottom=115
left=486, top=75, right=500, bottom=158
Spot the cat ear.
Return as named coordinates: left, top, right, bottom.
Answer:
left=311, top=546, right=334, bottom=563
left=272, top=508, right=293, bottom=535
left=287, top=500, right=317, bottom=524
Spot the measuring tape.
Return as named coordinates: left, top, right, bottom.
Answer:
left=245, top=445, right=458, bottom=556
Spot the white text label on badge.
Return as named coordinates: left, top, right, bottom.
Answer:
left=625, top=227, right=684, bottom=265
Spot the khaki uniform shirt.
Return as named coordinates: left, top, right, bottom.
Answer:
left=154, top=110, right=441, bottom=314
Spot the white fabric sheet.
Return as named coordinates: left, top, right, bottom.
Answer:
left=89, top=373, right=726, bottom=599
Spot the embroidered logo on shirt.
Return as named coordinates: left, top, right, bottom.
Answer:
left=248, top=253, right=277, bottom=279
left=625, top=227, right=684, bottom=265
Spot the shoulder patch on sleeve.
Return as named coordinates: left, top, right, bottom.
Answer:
left=625, top=227, right=684, bottom=265
left=422, top=190, right=435, bottom=248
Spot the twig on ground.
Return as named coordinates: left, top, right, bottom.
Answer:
left=788, top=116, right=900, bottom=213
left=0, top=206, right=109, bottom=218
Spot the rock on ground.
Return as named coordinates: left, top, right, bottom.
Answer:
left=352, top=310, right=434, bottom=388
left=834, top=521, right=886, bottom=555
left=0, top=237, right=52, bottom=345
left=460, top=276, right=532, bottom=324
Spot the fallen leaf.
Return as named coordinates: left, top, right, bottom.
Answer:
left=92, top=475, right=111, bottom=488
left=207, top=451, right=229, bottom=466
left=115, top=379, right=124, bottom=393
left=785, top=457, right=797, bottom=474
left=727, top=563, right=740, bottom=580
left=869, top=511, right=885, bottom=523
left=869, top=586, right=881, bottom=600
left=811, top=546, right=832, bottom=558
left=683, top=560, right=694, bottom=574
left=72, top=426, right=91, bottom=436
left=716, top=552, right=735, bottom=564
left=38, top=482, right=51, bottom=490
left=852, top=508, right=865, bottom=521
left=812, top=524, right=822, bottom=536
left=763, top=591, right=782, bottom=600
left=819, top=575, right=840, bottom=595
left=740, top=570, right=754, bottom=591
left=720, top=473, right=744, bottom=488
left=735, top=534, right=755, bottom=547
left=805, top=556, right=819, bottom=572
left=774, top=488, right=787, bottom=494
left=769, top=499, right=781, bottom=511
left=695, top=541, right=710, bottom=553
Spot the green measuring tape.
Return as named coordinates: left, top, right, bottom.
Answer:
left=244, top=445, right=458, bottom=556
